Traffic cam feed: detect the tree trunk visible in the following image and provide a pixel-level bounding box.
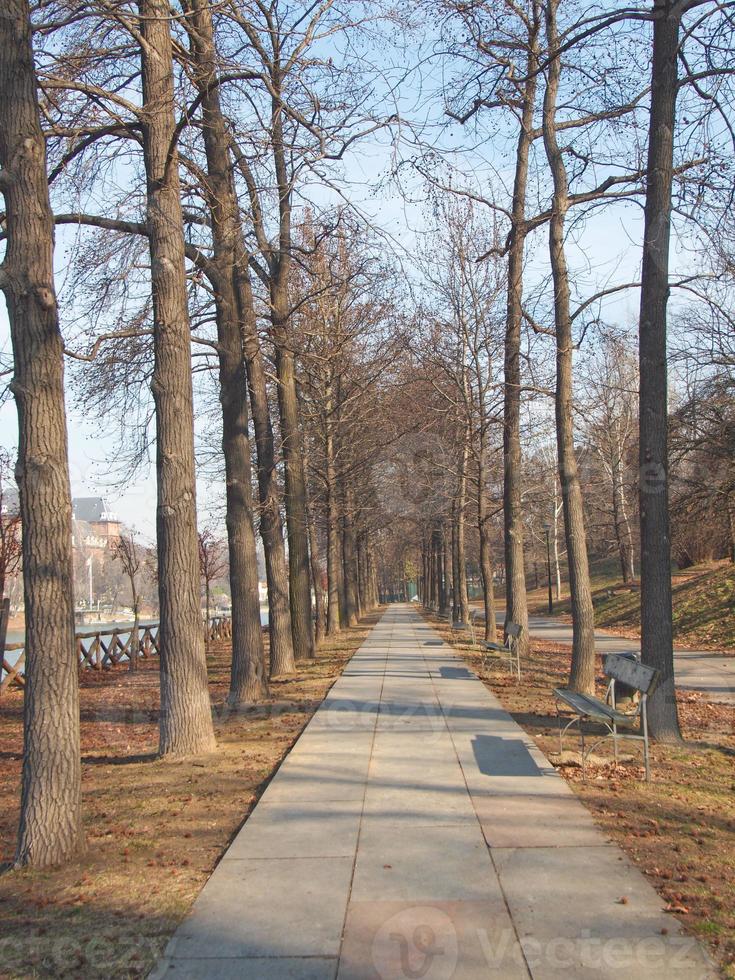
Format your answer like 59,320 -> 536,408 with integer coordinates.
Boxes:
1,0 -> 83,868
456,430 -> 470,624
139,0 -> 215,755
553,478 -> 563,599
478,482 -> 497,643
356,534 -> 367,614
610,452 -> 628,583
268,62 -> 314,661
130,596 -> 140,672
451,511 -> 459,619
502,3 -> 539,659
542,0 -> 596,694
306,493 -> 326,646
240,318 -> 295,678
341,484 -> 359,626
182,0 -> 267,703
205,579 -> 211,654
337,524 -> 348,623
443,523 -> 453,615
326,505 -> 341,632
325,401 -> 341,633
273,320 -> 314,659
638,0 -> 682,740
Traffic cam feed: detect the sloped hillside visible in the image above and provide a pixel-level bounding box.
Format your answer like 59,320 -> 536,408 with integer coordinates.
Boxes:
590,561 -> 735,652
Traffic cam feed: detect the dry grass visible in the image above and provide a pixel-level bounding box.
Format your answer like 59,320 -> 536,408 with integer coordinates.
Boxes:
425,611 -> 735,979
0,615 -> 378,979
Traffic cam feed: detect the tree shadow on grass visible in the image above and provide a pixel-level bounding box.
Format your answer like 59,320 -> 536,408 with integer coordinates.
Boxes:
82,751 -> 158,766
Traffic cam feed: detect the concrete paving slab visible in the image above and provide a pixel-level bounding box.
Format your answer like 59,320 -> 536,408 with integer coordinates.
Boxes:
362,783 -> 478,824
259,755 -> 369,803
223,799 -> 363,860
152,957 -> 338,980
493,846 -> 715,978
166,857 -> 354,960
338,900 -> 530,979
350,820 -> 500,902
473,792 -> 610,848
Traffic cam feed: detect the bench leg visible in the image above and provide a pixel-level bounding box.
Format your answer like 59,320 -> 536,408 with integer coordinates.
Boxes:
612,722 -> 618,766
556,704 -> 564,755
556,708 -> 580,757
580,725 -> 586,781
642,702 -> 650,782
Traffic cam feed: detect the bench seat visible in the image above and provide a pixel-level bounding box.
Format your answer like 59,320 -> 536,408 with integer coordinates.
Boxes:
553,688 -> 638,728
553,654 -> 659,781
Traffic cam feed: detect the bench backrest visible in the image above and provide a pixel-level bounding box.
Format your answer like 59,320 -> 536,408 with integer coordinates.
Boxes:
604,654 -> 658,695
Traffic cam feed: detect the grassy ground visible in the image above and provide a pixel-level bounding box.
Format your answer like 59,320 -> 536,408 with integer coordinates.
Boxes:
0,615 -> 378,979
526,559 -> 735,653
425,611 -> 735,979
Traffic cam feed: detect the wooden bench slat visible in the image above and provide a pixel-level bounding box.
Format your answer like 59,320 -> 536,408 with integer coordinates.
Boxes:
553,688 -> 638,727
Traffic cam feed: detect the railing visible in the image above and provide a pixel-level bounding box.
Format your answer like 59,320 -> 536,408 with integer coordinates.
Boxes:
1,616 -> 234,694
207,615 -> 233,643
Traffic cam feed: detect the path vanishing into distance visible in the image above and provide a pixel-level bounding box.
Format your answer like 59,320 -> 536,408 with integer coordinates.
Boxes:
523,615 -> 735,705
152,606 -> 713,980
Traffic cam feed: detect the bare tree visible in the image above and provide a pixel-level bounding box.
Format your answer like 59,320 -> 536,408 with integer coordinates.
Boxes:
637,0 -> 683,740
138,0 -> 215,755
0,0 -> 83,867
180,0 -> 271,696
112,530 -> 142,670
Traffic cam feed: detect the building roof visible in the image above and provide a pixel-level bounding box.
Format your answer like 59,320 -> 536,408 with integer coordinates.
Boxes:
72,497 -> 118,523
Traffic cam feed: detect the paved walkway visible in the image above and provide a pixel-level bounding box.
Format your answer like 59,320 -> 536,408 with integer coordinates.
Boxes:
524,614 -> 734,705
152,606 -> 713,979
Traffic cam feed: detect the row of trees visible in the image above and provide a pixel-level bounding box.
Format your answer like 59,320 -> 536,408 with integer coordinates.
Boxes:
0,0 -> 391,868
1,0 -> 733,871
404,0 -> 734,741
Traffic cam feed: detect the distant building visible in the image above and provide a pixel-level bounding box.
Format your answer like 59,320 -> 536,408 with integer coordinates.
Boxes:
72,497 -> 121,554
1,487 -> 19,517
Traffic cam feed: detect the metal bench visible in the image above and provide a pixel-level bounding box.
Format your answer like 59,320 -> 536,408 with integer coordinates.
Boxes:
450,609 -> 478,647
482,622 -> 522,680
554,653 -> 659,781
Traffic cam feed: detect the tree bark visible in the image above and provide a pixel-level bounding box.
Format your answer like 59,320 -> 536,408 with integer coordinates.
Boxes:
341,483 -> 359,626
305,480 -> 326,647
442,522 -> 453,615
269,60 -> 314,660
1,0 -> 84,868
456,425 -> 470,623
139,0 -> 215,755
502,2 -> 540,659
637,0 -> 682,740
356,533 -> 366,614
241,312 -> 295,677
273,313 -> 314,658
325,392 -> 341,633
182,0 -> 267,703
542,0 -> 596,694
478,481 -> 497,643
450,511 -> 459,618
